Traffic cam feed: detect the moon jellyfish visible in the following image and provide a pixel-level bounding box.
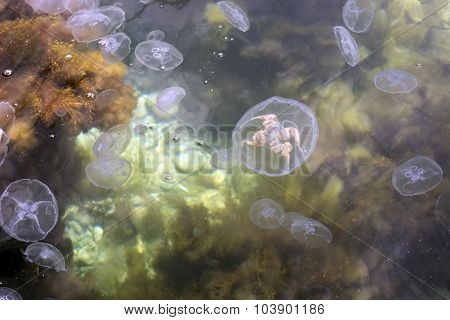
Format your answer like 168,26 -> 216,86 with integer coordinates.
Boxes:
0,129 -> 9,167
0,287 -> 22,300
67,6 -> 126,42
291,218 -> 332,247
278,212 -> 306,230
93,132 -> 117,158
333,26 -> 360,67
232,96 -> 319,176
342,0 -> 374,33
98,32 -> 131,64
392,156 -> 443,196
248,199 -> 284,229
85,156 -> 132,189
25,0 -> 66,14
24,242 -> 66,272
217,1 -> 250,32
0,101 -> 15,129
156,86 -> 186,111
147,30 -> 165,41
135,40 -> 184,71
435,190 -> 450,231
65,0 -> 100,13
374,69 -> 418,94
0,179 -> 58,242
106,124 -> 132,155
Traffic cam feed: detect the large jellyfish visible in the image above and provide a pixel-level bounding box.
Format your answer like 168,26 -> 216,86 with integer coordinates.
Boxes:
248,199 -> 284,229
0,179 -> 59,242
374,69 -> 417,94
290,217 -> 333,247
342,0 -> 374,33
85,156 -> 132,189
98,32 -> 131,64
232,96 -> 319,176
24,242 -> 66,272
135,40 -> 184,71
92,123 -> 132,158
333,26 -> 360,67
25,0 -> 67,14
0,287 -> 22,300
217,1 -> 250,32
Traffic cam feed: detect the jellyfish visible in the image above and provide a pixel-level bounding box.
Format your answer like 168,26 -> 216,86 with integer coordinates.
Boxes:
248,199 -> 284,229
342,0 -> 374,33
0,287 -> 22,300
0,179 -> 58,242
156,87 -> 186,111
290,218 -> 332,247
67,6 -> 126,43
135,40 -> 184,71
374,69 -> 418,94
392,156 -> 443,196
217,1 -> 250,32
85,156 -> 132,189
0,128 -> 9,167
94,88 -> 120,113
24,242 -> 66,272
232,96 -> 319,176
0,101 -> 15,129
93,132 -> 117,158
65,0 -> 100,13
146,30 -> 165,41
98,32 -> 131,64
435,190 -> 450,231
333,26 -> 360,67
25,0 -> 67,14
105,124 -> 132,155
278,212 -> 306,230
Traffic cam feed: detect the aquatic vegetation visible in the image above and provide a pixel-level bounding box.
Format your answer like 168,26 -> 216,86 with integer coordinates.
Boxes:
85,156 -> 132,189
342,0 -> 374,33
248,199 -> 283,229
0,179 -> 58,242
24,242 -> 66,272
147,30 -> 165,41
374,69 -> 417,94
217,1 -> 250,32
156,86 -> 186,111
0,287 -> 22,300
25,0 -> 66,15
233,96 -> 319,176
392,156 -> 443,196
98,33 -> 131,64
278,212 -> 306,230
333,26 -> 360,67
65,0 -> 100,13
290,217 -> 332,247
135,40 -> 184,71
435,190 -> 450,231
0,101 -> 15,128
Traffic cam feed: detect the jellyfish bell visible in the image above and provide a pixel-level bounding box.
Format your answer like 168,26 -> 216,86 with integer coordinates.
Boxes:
278,212 -> 306,230
98,32 -> 131,64
106,124 -> 132,155
93,132 -> 117,158
65,0 -> 100,13
217,1 -> 250,32
342,0 -> 374,33
24,242 -> 66,272
0,179 -> 58,242
248,199 -> 284,229
290,218 -> 332,247
0,101 -> 15,129
134,40 -> 184,71
146,29 -> 165,41
333,26 -> 360,67
156,86 -> 186,111
85,156 -> 132,189
25,0 -> 67,15
374,69 -> 418,94
0,128 -> 9,167
0,287 -> 22,300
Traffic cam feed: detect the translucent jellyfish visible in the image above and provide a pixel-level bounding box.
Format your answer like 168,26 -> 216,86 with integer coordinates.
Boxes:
25,0 -> 66,14
392,156 -> 443,196
435,190 -> 450,232
333,26 -> 360,67
248,199 -> 284,229
0,179 -> 59,242
67,6 -> 126,42
98,32 -> 131,64
232,96 -> 319,176
24,242 -> 66,272
156,87 -> 186,111
278,212 -> 306,230
85,156 -> 132,189
0,101 -> 15,129
217,1 -> 250,32
0,287 -> 22,300
291,218 -> 332,247
135,40 -> 184,71
0,128 -> 9,167
94,88 -> 120,113
93,132 -> 117,158
342,0 -> 374,33
106,124 -> 132,155
146,30 -> 165,41
374,69 -> 418,94
65,0 -> 100,13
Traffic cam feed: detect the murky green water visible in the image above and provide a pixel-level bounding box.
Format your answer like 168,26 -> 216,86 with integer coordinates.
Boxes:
0,0 -> 449,299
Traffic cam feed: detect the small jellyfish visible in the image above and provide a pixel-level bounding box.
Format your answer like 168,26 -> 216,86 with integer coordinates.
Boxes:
342,0 -> 374,33
0,179 -> 59,242
85,156 -> 132,189
278,212 -> 306,230
435,190 -> 450,232
0,101 -> 15,129
93,132 -> 117,158
25,0 -> 66,14
290,218 -> 332,247
65,0 -> 100,13
392,156 -> 443,196
98,32 -> 131,64
24,242 -> 66,272
67,6 -> 126,42
0,287 -> 22,300
217,1 -> 250,32
156,86 -> 186,111
146,29 -> 165,41
106,124 -> 132,155
333,26 -> 360,67
248,199 -> 284,229
135,40 -> 184,71
134,124 -> 148,135
374,69 -> 418,94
